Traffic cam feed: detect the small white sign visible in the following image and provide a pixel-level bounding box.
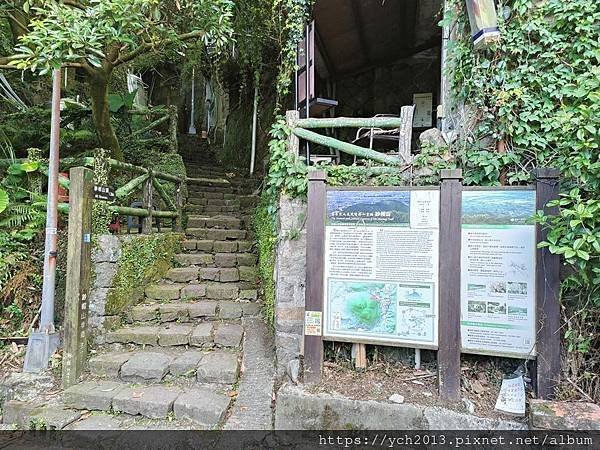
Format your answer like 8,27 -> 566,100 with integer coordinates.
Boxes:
413,93 -> 433,128
46,227 -> 58,235
305,311 -> 322,336
495,375 -> 526,416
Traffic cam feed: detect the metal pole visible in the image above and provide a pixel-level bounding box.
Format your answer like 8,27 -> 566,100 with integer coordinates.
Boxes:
40,68 -> 62,332
24,68 -> 62,372
188,67 -> 197,135
250,81 -> 259,175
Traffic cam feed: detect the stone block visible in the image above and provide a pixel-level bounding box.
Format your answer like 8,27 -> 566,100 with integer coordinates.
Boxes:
169,351 -> 204,377
105,326 -> 159,345
237,253 -> 257,266
205,229 -> 229,241
214,253 -> 237,268
190,323 -> 214,347
181,284 -> 207,300
120,352 -> 172,382
93,262 -> 117,289
188,301 -> 218,318
241,302 -> 261,316
88,352 -> 132,377
173,388 -> 231,428
175,253 -> 213,266
145,284 -> 182,301
187,217 -> 207,228
214,323 -> 244,347
200,267 -> 220,281
2,400 -> 40,427
63,381 -> 126,411
88,288 -> 109,321
218,302 -> 243,319
159,304 -> 189,322
183,240 -> 197,251
529,399 -> 600,430
129,304 -> 158,322
66,415 -> 121,430
239,289 -> 258,301
29,406 -> 82,430
213,241 -> 237,253
206,283 -> 239,300
92,235 -> 120,263
166,267 -> 199,283
238,266 -> 257,282
112,386 -> 180,419
158,324 -> 192,346
196,351 -> 240,384
237,241 -> 253,252
219,268 -> 240,282
196,240 -> 214,252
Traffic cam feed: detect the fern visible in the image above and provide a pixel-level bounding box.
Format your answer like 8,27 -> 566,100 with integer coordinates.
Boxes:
0,203 -> 44,228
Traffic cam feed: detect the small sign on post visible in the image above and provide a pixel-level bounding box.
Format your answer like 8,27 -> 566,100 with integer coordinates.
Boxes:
93,185 -> 115,202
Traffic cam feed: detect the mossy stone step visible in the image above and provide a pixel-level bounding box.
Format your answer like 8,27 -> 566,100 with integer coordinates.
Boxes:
174,252 -> 256,268
127,300 -> 260,324
182,240 -> 254,253
185,228 -> 247,241
187,216 -> 242,230
105,322 -> 244,348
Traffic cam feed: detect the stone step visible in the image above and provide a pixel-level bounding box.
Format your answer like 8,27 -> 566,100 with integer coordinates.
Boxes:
62,380 -> 232,427
145,281 -> 257,301
187,204 -> 239,213
173,252 -> 257,268
183,239 -> 254,253
187,197 -> 241,207
128,300 -> 260,323
185,228 -> 247,241
105,322 -> 245,349
183,208 -> 247,218
187,215 -> 242,229
166,266 -> 257,283
87,349 -> 241,387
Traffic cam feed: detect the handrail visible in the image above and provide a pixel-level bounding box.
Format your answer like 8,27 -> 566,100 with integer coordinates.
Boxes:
295,116 -> 403,129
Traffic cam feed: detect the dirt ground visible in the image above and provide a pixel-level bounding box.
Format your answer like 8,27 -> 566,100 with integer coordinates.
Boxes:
308,346 -> 531,423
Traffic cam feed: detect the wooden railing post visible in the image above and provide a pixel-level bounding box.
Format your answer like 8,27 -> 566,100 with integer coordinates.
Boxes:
173,179 -> 185,232
535,168 -> 561,399
62,166 -> 93,388
304,170 -> 326,383
286,110 -> 300,157
438,168 -> 463,402
142,170 -> 153,234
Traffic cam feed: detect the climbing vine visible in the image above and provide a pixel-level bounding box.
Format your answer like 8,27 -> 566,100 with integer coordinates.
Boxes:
443,0 -> 599,400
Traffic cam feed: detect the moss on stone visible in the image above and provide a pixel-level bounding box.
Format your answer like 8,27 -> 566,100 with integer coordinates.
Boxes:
105,233 -> 183,316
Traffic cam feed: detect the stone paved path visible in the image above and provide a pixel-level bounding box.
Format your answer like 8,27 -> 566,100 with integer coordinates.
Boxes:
224,317 -> 275,430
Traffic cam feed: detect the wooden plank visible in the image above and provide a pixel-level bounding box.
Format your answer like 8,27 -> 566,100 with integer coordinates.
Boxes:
304,170 -> 327,384
62,167 -> 93,389
142,173 -> 153,234
292,127 -> 405,167
535,168 -> 561,399
438,168 -> 463,402
286,110 -> 300,157
398,105 -> 415,163
352,343 -> 367,371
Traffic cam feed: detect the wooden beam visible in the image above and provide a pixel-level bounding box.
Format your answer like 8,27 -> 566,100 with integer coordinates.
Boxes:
535,168 -> 561,399
152,177 -> 177,211
62,167 -> 93,389
296,116 -> 402,129
304,170 -> 327,384
438,169 -> 462,402
115,173 -> 149,199
292,127 -> 405,167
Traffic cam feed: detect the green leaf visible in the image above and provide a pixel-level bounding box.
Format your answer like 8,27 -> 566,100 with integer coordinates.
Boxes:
0,189 -> 9,214
20,161 -> 39,173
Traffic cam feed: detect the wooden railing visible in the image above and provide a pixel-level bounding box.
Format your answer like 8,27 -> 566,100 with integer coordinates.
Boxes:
285,108 -> 414,167
1,154 -> 185,233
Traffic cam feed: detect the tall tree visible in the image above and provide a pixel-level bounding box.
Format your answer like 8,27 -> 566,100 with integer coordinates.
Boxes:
0,0 -> 235,159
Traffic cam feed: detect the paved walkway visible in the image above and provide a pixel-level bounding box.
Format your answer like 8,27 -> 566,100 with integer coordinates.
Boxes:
224,317 -> 275,430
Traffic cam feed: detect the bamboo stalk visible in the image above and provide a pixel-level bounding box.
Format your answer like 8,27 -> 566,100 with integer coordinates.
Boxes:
292,127 -> 404,166
152,209 -> 178,218
295,116 -> 403,129
153,171 -> 181,183
106,158 -> 147,175
152,177 -> 177,211
115,173 -> 149,199
109,205 -> 148,217
127,114 -> 170,139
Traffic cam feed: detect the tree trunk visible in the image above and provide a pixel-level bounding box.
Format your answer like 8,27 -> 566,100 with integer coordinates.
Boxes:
89,69 -> 123,160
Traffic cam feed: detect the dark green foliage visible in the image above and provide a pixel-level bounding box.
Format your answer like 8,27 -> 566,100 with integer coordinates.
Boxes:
253,193 -> 277,329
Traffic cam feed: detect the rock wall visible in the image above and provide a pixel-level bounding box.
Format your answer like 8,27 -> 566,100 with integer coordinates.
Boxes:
274,196 -> 308,376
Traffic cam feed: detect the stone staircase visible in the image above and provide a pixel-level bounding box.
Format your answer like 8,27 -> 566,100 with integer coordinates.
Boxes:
54,161 -> 264,430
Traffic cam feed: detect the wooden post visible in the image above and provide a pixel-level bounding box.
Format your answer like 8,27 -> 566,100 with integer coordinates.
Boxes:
173,179 -> 185,232
352,343 -> 367,371
398,105 -> 415,163
142,171 -> 153,234
438,169 -> 463,402
62,167 -> 93,388
286,110 -> 300,157
535,168 -> 561,399
304,170 -> 326,383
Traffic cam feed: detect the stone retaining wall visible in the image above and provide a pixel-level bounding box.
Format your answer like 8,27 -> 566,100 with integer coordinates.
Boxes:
274,196 -> 308,376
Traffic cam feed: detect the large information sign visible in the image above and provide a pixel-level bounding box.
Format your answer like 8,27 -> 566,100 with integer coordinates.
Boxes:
323,189 -> 440,348
460,189 -> 537,357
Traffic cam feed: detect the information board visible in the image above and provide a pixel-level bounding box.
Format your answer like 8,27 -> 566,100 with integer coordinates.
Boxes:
460,189 -> 537,357
323,189 -> 440,348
